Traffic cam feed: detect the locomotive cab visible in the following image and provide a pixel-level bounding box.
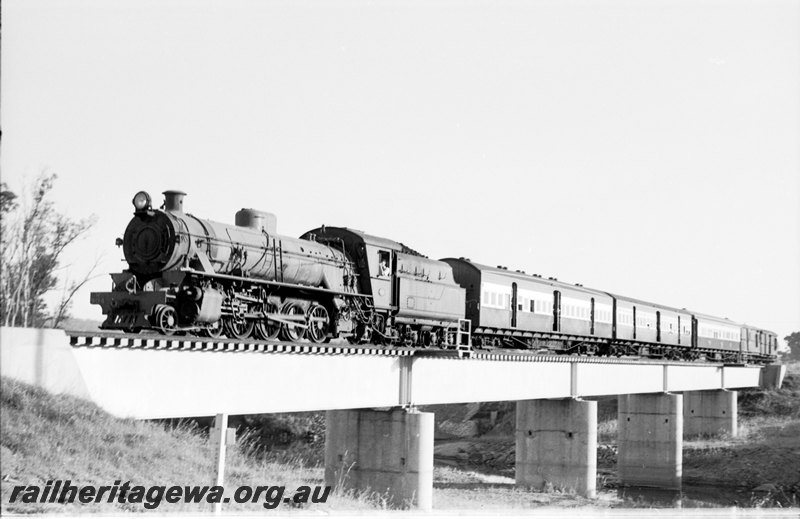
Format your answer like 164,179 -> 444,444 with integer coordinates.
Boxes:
301,227 -> 465,345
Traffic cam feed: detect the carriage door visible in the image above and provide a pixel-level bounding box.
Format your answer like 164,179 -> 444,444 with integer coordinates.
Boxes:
739,328 -> 747,353
553,290 -> 561,332
590,298 -> 595,335
612,298 -> 618,338
656,311 -> 661,342
511,283 -> 518,328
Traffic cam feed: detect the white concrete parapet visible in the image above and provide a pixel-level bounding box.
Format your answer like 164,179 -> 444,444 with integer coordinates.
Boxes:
0,327 -> 91,399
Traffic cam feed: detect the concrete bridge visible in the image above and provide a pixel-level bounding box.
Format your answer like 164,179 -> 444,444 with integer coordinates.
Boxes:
0,327 -> 787,510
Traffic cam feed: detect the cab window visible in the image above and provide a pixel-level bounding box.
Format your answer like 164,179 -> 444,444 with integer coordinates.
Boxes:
377,250 -> 391,277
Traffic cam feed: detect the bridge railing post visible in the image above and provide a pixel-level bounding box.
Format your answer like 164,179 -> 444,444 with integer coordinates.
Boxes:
210,413 -> 235,514
399,356 -> 413,408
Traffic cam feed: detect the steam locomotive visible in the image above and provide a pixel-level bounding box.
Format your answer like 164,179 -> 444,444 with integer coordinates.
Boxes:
91,190 -> 778,363
91,190 -> 463,345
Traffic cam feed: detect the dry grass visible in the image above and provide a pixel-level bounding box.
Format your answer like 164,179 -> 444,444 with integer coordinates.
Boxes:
0,377 -> 381,514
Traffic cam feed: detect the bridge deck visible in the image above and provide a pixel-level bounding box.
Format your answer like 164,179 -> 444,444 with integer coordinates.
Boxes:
1,327 -> 764,419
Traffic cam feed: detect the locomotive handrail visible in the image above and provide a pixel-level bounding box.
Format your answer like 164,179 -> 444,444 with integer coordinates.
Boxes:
179,268 -> 370,299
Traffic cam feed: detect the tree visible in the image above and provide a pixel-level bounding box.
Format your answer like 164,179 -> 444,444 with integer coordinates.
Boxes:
785,332 -> 800,361
0,173 -> 97,328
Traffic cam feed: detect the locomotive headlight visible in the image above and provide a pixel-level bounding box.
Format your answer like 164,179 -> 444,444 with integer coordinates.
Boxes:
132,191 -> 152,211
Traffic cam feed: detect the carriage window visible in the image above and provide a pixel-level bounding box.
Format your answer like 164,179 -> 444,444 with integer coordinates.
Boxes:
530,300 -> 535,312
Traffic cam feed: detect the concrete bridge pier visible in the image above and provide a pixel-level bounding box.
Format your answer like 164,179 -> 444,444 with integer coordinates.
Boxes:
683,389 -> 737,438
324,408 -> 434,510
515,398 -> 598,498
617,393 -> 683,490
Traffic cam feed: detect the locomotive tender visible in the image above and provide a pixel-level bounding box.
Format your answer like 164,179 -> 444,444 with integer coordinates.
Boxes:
91,190 -> 778,363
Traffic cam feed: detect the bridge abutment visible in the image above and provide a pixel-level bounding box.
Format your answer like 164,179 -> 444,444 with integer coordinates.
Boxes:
683,389 -> 737,438
324,408 -> 434,510
617,393 -> 682,490
515,398 -> 598,498
761,364 -> 787,389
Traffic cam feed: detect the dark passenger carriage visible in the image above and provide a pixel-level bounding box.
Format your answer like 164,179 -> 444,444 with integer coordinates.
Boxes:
442,258 -> 614,345
607,294 -> 692,347
690,312 -> 742,355
744,327 -> 778,359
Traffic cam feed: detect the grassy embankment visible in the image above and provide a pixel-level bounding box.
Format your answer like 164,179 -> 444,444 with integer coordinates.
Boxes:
0,377 -> 378,514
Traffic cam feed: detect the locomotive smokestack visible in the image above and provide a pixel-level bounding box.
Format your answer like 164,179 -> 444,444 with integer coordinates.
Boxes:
163,190 -> 186,213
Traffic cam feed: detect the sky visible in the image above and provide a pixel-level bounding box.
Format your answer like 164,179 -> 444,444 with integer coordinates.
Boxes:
2,0 -> 799,345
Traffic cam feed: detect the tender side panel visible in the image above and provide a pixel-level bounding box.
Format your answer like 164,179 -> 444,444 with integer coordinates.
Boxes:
394,253 -> 465,324
443,259 -> 482,325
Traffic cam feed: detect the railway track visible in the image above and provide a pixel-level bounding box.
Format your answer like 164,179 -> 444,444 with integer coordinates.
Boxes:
65,330 -> 746,366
